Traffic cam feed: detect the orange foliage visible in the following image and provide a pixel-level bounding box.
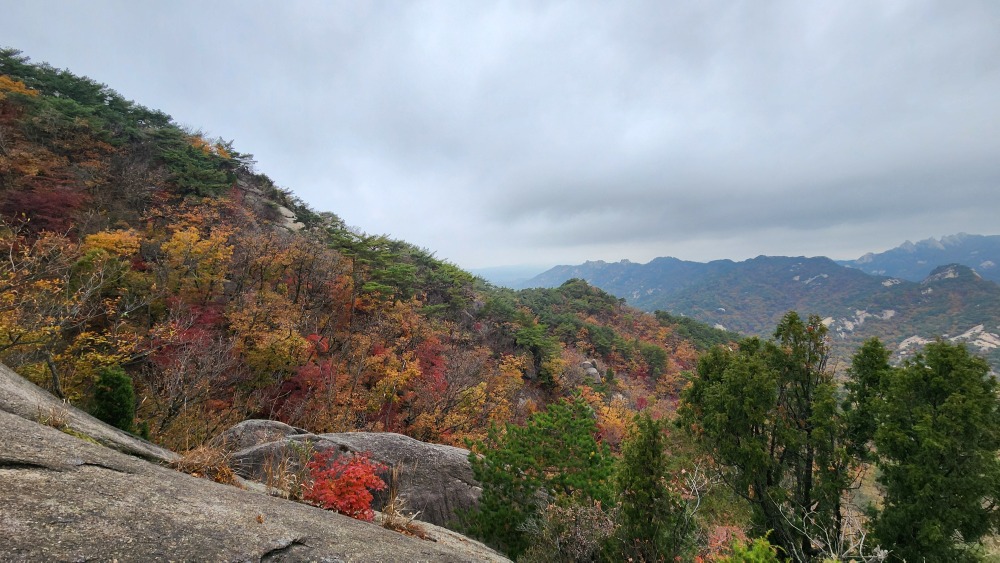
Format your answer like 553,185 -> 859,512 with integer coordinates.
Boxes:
213,142 -> 231,160
161,226 -> 233,303
597,393 -> 633,450
83,229 -> 141,257
226,288 -> 310,377
0,75 -> 38,99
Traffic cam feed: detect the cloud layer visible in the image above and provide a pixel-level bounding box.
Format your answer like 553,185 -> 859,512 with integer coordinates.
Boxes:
4,1 -> 999,268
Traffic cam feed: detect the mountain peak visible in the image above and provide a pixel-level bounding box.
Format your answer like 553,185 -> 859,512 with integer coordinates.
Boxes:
839,234 -> 1000,283
922,263 -> 982,284
917,237 -> 946,251
940,233 -> 970,247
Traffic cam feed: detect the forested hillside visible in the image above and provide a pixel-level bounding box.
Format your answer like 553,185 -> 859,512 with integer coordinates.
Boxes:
0,48 -> 715,451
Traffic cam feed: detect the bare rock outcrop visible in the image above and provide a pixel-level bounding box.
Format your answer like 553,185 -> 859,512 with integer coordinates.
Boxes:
211,418 -> 311,453
0,408 -> 507,562
0,362 -> 177,463
0,365 -> 506,561
226,420 -> 481,528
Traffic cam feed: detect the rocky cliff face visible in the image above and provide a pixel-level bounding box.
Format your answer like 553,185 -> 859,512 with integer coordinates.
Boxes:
0,365 -> 507,562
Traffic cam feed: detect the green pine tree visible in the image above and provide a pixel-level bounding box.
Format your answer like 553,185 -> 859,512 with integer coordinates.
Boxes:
466,397 -> 613,558
91,365 -> 135,433
842,338 -> 893,463
871,341 -> 1000,562
613,412 -> 692,561
680,312 -> 865,560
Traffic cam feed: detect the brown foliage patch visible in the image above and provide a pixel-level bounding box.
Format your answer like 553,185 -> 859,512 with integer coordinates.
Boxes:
170,445 -> 239,486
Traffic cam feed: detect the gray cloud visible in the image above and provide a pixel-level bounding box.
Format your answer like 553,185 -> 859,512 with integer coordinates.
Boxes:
2,0 -> 999,268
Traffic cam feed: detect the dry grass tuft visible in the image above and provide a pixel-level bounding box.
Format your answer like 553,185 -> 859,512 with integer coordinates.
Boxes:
171,445 -> 239,486
37,403 -> 100,444
38,403 -> 71,430
379,463 -> 427,539
262,441 -> 314,500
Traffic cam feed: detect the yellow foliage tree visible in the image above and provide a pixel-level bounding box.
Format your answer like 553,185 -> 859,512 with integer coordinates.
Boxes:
161,226 -> 233,303
83,229 -> 141,257
226,288 -> 310,384
0,223 -> 143,400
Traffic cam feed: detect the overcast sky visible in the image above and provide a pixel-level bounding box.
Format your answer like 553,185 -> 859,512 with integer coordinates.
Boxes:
3,1 -> 999,270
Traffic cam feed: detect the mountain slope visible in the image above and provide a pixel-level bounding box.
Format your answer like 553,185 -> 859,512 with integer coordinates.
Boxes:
0,48 -> 716,458
838,233 -> 1000,282
823,264 -> 1000,363
523,256 -> 887,333
647,256 -> 888,334
523,257 -> 736,302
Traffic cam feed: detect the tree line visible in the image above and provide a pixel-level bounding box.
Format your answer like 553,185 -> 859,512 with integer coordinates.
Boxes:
466,312 -> 1000,561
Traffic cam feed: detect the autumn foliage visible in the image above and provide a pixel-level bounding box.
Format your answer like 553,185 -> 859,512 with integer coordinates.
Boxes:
304,450 -> 387,522
0,49 -> 753,555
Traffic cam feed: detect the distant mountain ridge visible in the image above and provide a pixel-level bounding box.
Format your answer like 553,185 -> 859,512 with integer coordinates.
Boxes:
521,253 -> 1000,369
522,255 -> 898,332
468,264 -> 551,288
522,256 -> 735,300
838,233 -> 1000,282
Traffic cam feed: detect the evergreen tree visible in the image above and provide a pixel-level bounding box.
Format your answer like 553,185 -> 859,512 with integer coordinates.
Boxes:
871,341 -> 1000,561
681,312 -> 863,560
842,338 -> 893,463
466,397 -> 613,558
614,412 -> 692,560
91,365 -> 135,432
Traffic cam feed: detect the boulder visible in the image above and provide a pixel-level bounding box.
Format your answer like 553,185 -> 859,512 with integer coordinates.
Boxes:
211,418 -> 310,453
0,408 -> 508,562
0,362 -> 177,464
229,424 -> 480,528
319,432 -> 481,528
579,359 -> 602,381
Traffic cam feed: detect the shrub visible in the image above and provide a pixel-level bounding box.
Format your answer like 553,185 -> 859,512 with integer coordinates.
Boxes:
720,536 -> 781,562
519,497 -> 617,562
304,450 -> 386,522
91,365 -> 134,432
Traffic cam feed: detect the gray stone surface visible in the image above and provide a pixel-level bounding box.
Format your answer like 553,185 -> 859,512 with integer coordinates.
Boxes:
0,362 -> 177,463
0,408 -> 508,562
229,423 -> 481,528
579,359 -> 603,381
211,418 -> 310,453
